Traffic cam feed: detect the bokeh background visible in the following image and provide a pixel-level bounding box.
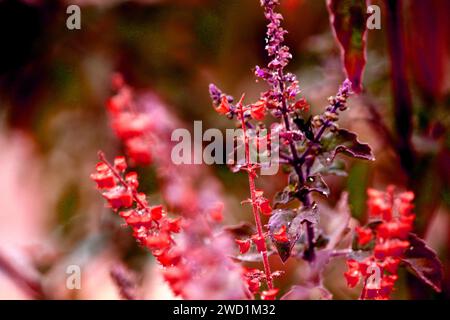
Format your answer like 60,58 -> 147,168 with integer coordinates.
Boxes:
0,0 -> 449,299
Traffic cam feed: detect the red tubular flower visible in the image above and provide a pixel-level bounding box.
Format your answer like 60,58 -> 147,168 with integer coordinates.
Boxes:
112,113 -> 152,140
125,137 -> 152,166
91,152 -> 184,291
215,96 -> 230,115
124,172 -> 139,190
102,187 -> 133,209
90,169 -> 116,189
155,249 -> 181,267
355,226 -> 373,246
344,259 -> 361,288
273,225 -> 289,243
243,268 -> 263,294
254,190 -> 272,216
105,82 -> 154,166
292,98 -> 309,112
144,233 -> 171,250
98,77 -> 249,299
167,217 -> 182,233
162,266 -> 189,289
259,198 -> 272,216
345,187 -> 416,300
344,269 -> 360,288
247,278 -> 261,294
114,156 -> 128,172
208,202 -> 224,222
235,239 -> 251,254
150,205 -> 164,220
382,257 -> 400,274
250,100 -> 266,120
251,234 -> 266,253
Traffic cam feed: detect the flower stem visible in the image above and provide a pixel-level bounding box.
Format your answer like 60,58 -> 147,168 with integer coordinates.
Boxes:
0,250 -> 45,299
278,76 -> 316,262
238,95 -> 274,290
98,151 -> 149,211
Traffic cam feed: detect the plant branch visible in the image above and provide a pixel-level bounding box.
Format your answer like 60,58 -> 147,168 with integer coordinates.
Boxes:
238,95 -> 274,290
0,250 -> 45,299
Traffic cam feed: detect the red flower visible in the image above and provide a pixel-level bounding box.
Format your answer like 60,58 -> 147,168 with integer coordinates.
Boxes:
122,209 -> 152,228
144,233 -> 171,250
90,168 -> 116,189
125,137 -> 152,165
162,266 -> 189,290
355,226 -> 373,246
215,95 -> 230,115
124,172 -> 139,189
114,156 -> 127,172
102,187 -> 133,209
377,222 -> 410,240
91,152 -> 183,292
247,278 -> 260,294
292,98 -> 309,112
273,225 -> 289,243
167,217 -> 182,233
344,259 -> 361,288
382,257 -> 400,274
208,202 -> 224,222
346,187 -> 417,300
344,269 -> 360,288
254,190 -> 272,216
155,249 -> 181,267
243,268 -> 264,294
112,113 -> 152,140
150,205 -> 164,220
106,88 -> 131,114
259,198 -> 272,216
250,100 -> 266,120
235,239 -> 251,254
251,234 -> 266,252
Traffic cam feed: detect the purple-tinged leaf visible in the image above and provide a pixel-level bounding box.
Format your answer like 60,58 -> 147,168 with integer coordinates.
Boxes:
295,205 -> 320,225
327,0 -> 368,93
268,209 -> 297,262
300,175 -> 330,197
273,186 -> 296,207
268,207 -> 319,263
311,158 -> 348,177
309,249 -> 334,285
320,192 -> 351,251
402,233 -> 443,292
321,129 -> 374,161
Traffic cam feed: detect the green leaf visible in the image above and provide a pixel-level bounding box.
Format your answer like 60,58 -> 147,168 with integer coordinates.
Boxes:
402,233 -> 443,292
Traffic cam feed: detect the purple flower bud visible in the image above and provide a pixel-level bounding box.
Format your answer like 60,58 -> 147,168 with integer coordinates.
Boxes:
339,79 -> 353,96
209,83 -> 222,106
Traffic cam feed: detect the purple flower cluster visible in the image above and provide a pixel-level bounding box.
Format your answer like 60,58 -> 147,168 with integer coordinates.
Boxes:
255,0 -> 299,104
209,83 -> 234,106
